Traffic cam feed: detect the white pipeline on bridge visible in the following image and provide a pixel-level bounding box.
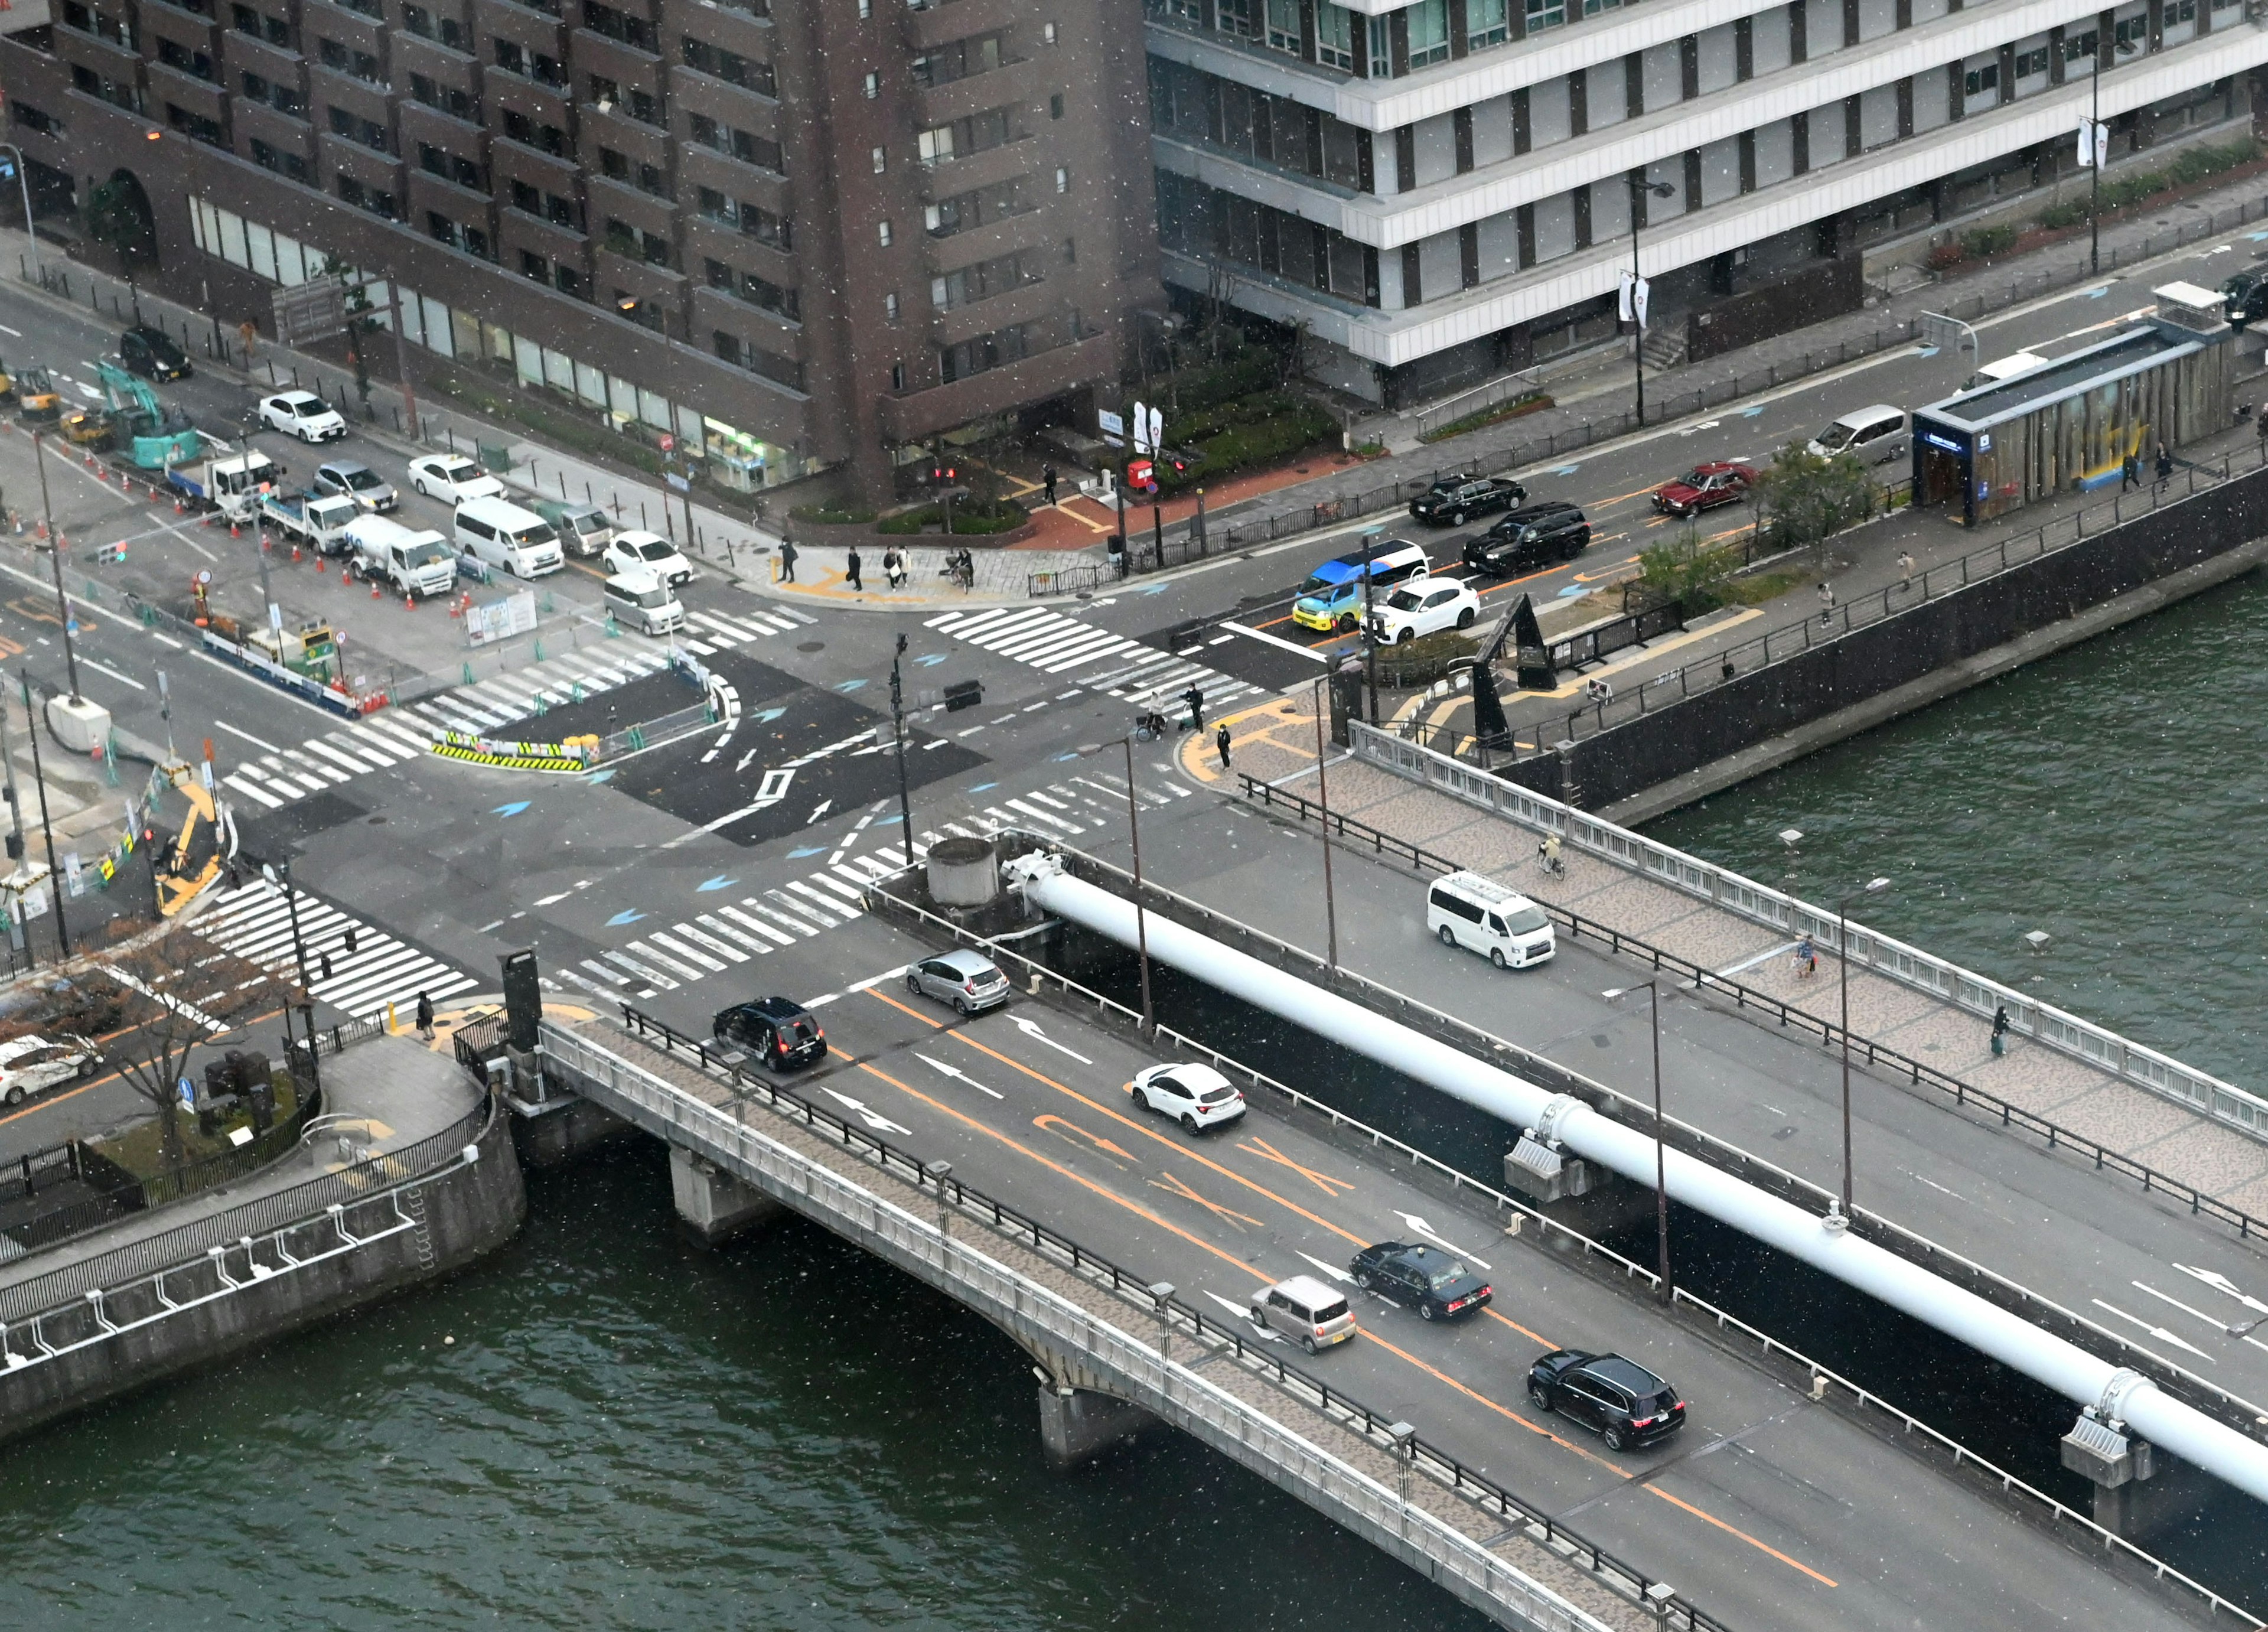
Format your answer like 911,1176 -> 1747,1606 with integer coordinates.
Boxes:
1007,855 -> 2268,1508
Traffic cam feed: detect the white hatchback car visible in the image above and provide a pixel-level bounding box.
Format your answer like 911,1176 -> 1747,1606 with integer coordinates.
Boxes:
407,453 -> 507,505
259,389 -> 348,442
603,529 -> 694,587
1128,1061 -> 1246,1132
1370,576 -> 1481,644
0,1032 -> 100,1105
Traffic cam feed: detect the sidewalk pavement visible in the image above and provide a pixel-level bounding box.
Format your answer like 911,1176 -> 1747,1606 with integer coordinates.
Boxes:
1196,689 -> 2268,1219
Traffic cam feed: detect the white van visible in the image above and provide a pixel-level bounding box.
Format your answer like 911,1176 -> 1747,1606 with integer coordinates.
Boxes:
1426,871 -> 1555,969
344,515 -> 457,598
454,496 -> 565,578
602,570 -> 685,636
1805,405 -> 1908,467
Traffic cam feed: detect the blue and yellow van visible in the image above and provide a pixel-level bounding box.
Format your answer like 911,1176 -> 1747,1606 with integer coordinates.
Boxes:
1290,538 -> 1429,633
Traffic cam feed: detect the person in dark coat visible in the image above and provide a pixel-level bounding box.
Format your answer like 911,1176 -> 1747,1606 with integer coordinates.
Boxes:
777,537 -> 799,582
846,546 -> 864,592
1214,721 -> 1231,770
416,990 -> 436,1041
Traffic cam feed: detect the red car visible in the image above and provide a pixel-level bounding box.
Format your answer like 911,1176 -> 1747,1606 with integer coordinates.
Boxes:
1652,461 -> 1757,517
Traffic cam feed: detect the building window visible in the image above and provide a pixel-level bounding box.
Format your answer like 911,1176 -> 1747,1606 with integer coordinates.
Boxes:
885,292 -> 900,322
557,265 -> 588,298
1467,0 -> 1508,49
1054,166 -> 1069,193
1043,19 -> 1057,41
1264,0 -> 1299,54
165,104 -> 225,145
891,361 -> 905,390
712,331 -> 804,389
1216,0 -> 1253,37
520,249 -> 550,281
1963,61 -> 1999,97
873,145 -> 888,172
2014,44 -> 2049,77
1315,2 -> 1354,69
878,218 -> 893,245
1049,92 -> 1064,118
337,175 -> 397,218
1063,236 -> 1077,263
510,178 -> 540,212
939,324 -> 1029,382
582,0 -> 657,52
682,38 -> 777,95
156,37 -> 216,80
864,70 -> 880,97
1405,0 -> 1449,67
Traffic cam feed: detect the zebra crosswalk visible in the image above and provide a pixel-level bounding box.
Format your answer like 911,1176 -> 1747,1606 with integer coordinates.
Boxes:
928,767 -> 1194,845
673,603 -> 814,657
193,878 -> 478,1022
924,606 -> 1263,712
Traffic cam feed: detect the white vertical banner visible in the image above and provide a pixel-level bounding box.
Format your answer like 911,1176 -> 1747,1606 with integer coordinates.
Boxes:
1632,276 -> 1651,331
1617,269 -> 1635,323
2078,119 -> 2110,168
1146,405 -> 1163,454
1131,398 -> 1152,453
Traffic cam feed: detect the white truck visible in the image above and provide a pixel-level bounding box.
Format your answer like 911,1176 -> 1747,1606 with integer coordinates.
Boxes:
344,514 -> 459,599
168,450 -> 285,522
259,490 -> 361,556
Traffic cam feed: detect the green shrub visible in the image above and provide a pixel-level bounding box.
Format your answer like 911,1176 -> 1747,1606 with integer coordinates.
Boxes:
1371,630 -> 1478,690
791,504 -> 876,525
2037,200 -> 2088,230
1960,224 -> 2018,258
1161,347 -> 1283,417
1158,400 -> 1336,492
1754,442 -> 1878,552
1636,536 -> 1737,613
877,500 -> 1027,535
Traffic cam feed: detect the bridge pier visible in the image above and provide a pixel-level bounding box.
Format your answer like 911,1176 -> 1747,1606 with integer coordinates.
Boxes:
1036,1381 -> 1159,1470
669,1146 -> 784,1246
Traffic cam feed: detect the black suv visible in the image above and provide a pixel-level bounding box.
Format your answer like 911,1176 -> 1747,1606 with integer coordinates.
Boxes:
1349,1240 -> 1492,1321
712,996 -> 828,1071
119,324 -> 192,382
1527,1350 -> 1686,1451
1462,503 -> 1590,576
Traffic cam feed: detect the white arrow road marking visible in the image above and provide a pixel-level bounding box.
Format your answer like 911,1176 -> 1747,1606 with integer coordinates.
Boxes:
2092,1298 -> 2214,1359
808,799 -> 833,823
1394,1212 -> 1491,1271
918,1051 -> 1005,1100
1205,1289 -> 1273,1335
821,1088 -> 911,1135
2175,1263 -> 2268,1316
1298,1252 -> 1355,1285
1009,1014 -> 1091,1063
2133,1279 -> 2238,1332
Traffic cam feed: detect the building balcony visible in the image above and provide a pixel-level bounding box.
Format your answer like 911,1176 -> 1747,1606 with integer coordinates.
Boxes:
880,329 -> 1113,442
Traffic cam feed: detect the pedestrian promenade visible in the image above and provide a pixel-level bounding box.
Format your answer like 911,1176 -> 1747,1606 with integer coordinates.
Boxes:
1195,690 -> 2268,1223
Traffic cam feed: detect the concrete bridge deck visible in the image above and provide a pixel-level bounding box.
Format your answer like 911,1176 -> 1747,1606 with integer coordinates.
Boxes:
540,925 -> 2237,1632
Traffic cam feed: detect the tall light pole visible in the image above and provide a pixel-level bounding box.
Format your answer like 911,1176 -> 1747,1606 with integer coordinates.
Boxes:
19,672 -> 64,957
32,432 -> 82,703
1606,982 -> 1670,1302
2085,34 -> 2137,277
1835,877 -> 1892,1213
0,143 -> 38,285
1310,675 -> 1338,972
887,633 -> 914,850
1076,737 -> 1153,1034
1626,177 -> 1679,429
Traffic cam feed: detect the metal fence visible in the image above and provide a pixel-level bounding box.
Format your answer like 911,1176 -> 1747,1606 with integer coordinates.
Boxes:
853,876 -> 2262,1630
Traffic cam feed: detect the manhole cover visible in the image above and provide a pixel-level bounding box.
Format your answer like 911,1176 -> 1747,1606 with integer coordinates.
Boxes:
797,640 -> 825,653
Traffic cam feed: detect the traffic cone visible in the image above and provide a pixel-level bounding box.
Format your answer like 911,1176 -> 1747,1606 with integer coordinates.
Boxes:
291,543 -> 301,563
370,578 -> 380,598
230,521 -> 240,538
405,591 -> 415,611
315,555 -> 325,573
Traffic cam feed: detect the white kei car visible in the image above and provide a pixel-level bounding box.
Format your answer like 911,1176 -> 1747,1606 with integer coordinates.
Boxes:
258,390 -> 348,443
1369,576 -> 1481,644
1128,1061 -> 1246,1132
406,453 -> 507,505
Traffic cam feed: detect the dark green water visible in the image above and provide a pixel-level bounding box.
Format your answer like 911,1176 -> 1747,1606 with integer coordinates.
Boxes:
1653,569 -> 2268,1090
0,1144 -> 1493,1632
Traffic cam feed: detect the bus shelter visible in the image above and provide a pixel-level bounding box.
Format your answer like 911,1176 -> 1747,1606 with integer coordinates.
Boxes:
1911,283 -> 2232,526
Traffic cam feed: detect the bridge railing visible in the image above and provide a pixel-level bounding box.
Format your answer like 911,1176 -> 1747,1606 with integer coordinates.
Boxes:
600,1004 -> 1725,1632
852,880 -> 2263,1631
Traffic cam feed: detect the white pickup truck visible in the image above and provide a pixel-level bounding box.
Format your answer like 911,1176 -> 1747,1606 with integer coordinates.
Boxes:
260,490 -> 361,556
343,515 -> 458,599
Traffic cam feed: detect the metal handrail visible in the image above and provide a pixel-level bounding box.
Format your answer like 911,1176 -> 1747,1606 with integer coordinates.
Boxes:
1232,780 -> 2268,1429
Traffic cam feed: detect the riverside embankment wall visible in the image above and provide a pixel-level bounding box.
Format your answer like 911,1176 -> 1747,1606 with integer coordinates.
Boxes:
1498,462 -> 2268,820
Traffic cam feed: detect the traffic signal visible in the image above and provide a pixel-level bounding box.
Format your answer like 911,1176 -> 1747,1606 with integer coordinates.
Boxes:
928,462 -> 957,484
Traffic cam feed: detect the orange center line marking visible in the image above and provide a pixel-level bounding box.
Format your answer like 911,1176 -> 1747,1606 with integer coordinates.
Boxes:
1149,1168 -> 1267,1229
1236,1135 -> 1354,1196
1645,1486 -> 1839,1587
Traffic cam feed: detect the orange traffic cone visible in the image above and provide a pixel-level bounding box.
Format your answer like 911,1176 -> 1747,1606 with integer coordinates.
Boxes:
291,543 -> 301,563
370,578 -> 380,598
405,591 -> 415,611
229,521 -> 240,538
315,555 -> 325,572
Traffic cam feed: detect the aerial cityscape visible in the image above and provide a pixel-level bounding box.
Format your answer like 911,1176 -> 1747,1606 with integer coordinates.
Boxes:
0,0 -> 2263,1625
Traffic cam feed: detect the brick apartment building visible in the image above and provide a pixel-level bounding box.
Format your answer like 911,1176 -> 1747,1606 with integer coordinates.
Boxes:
0,0 -> 1162,499
1146,0 -> 2268,410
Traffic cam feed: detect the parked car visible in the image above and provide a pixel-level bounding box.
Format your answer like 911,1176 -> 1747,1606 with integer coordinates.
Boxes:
905,948 -> 1011,1015
1527,1350 -> 1686,1452
313,458 -> 399,513
259,389 -> 348,443
1128,1061 -> 1246,1132
602,570 -> 686,636
712,995 -> 828,1071
603,529 -> 694,587
0,1033 -> 101,1105
1368,576 -> 1481,644
1291,539 -> 1430,632
119,324 -> 192,382
1462,503 -> 1591,575
1249,1273 -> 1357,1353
1409,473 -> 1526,526
406,452 -> 506,505
1652,461 -> 1756,518
1349,1241 -> 1492,1321
1426,871 -> 1555,969
531,499 -> 615,558
1805,404 -> 1907,467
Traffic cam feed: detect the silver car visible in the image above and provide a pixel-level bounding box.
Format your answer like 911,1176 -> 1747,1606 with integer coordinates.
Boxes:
1249,1274 -> 1357,1354
906,949 -> 1011,1016
314,458 -> 398,513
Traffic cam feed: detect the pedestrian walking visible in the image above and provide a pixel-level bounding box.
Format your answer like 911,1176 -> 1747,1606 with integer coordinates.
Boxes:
1990,1004 -> 2010,1058
1042,464 -> 1059,506
343,927 -> 357,955
882,546 -> 906,589
777,536 -> 800,583
1896,551 -> 1915,590
416,990 -> 435,1042
2155,442 -> 2174,494
1214,721 -> 1231,770
2121,450 -> 2140,491
1182,683 -> 1205,732
846,546 -> 864,592
318,950 -> 334,982
1795,935 -> 1816,978
1817,581 -> 1835,625
2257,411 -> 2268,457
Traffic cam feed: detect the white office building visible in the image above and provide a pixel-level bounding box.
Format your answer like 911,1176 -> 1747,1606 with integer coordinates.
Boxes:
1146,0 -> 2268,406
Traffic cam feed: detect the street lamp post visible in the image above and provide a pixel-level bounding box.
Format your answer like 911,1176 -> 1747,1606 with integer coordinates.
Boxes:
1626,178 -> 1679,429
1310,675 -> 1338,973
887,633 -> 914,849
0,144 -> 38,285
1606,981 -> 1671,1302
1835,877 -> 1892,1214
31,432 -> 82,703
17,672 -> 63,958
1075,737 -> 1154,1034
2085,34 -> 2137,277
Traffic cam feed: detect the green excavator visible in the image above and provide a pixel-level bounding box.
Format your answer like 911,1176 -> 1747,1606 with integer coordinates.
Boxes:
94,360 -> 201,469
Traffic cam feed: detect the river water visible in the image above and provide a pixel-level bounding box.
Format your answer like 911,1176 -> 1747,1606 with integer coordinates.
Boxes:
9,575 -> 2266,1628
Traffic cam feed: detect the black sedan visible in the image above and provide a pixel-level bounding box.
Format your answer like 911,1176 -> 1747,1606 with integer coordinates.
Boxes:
712,995 -> 829,1071
1409,474 -> 1526,526
1349,1241 -> 1492,1321
1527,1350 -> 1686,1451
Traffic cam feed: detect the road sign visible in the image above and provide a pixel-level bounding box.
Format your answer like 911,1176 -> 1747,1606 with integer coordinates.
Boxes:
177,1076 -> 194,1110
1917,311 -> 1979,359
1098,409 -> 1125,448
665,473 -> 690,492
659,432 -> 675,452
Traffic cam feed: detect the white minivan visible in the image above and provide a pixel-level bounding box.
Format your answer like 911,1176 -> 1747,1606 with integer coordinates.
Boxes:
602,569 -> 685,636
1805,404 -> 1908,467
1426,871 -> 1555,969
454,496 -> 565,578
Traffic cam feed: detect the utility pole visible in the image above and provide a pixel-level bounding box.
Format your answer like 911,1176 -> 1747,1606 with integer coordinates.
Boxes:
1836,878 -> 1892,1214
1626,178 -> 1679,431
0,686 -> 32,970
1120,737 -> 1153,1036
1311,677 -> 1338,972
1360,532 -> 1380,725
32,432 -> 82,703
888,633 -> 914,851
20,673 -> 64,957
384,281 -> 421,439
